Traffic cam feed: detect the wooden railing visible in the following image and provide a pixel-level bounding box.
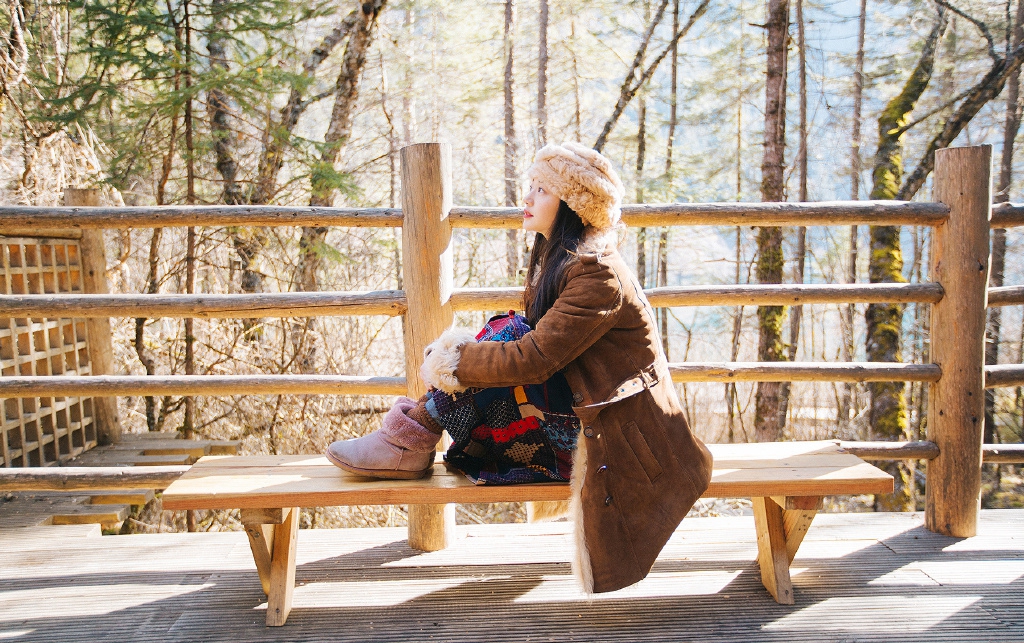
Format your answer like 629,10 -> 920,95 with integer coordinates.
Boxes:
1,143 -> 1022,547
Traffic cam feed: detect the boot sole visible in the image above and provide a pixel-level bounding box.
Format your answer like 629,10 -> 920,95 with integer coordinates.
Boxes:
325,449 -> 432,480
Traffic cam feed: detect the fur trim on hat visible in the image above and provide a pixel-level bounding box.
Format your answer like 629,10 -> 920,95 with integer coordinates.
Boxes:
380,396 -> 440,452
527,142 -> 625,230
420,328 -> 478,394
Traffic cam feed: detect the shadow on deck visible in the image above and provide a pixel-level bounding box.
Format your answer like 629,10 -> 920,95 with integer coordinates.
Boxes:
2,510 -> 1023,642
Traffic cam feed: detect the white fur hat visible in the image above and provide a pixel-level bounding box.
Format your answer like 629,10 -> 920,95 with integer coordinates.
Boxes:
526,142 -> 625,230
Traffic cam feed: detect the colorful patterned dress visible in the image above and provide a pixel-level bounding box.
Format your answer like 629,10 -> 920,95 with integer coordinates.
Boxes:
424,311 -> 581,484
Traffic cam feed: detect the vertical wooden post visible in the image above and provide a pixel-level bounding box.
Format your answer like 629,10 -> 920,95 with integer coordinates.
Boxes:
400,143 -> 456,551
65,188 -> 121,445
926,145 -> 992,537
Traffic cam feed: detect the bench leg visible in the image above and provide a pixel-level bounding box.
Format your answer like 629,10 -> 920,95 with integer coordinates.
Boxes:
244,523 -> 275,595
752,496 -> 820,604
266,507 -> 299,626
408,503 -> 455,551
240,507 -> 299,626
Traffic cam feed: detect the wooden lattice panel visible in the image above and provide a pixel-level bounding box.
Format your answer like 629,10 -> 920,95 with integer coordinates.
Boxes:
1,237 -> 98,467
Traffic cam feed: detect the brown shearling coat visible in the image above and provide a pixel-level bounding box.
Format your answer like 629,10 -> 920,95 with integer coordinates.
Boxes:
448,244 -> 713,593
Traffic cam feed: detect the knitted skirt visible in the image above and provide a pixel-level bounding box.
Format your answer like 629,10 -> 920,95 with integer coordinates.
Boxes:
425,312 -> 581,485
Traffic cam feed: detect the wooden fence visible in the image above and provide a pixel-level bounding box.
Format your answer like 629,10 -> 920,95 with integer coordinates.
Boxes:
2,143 -> 1024,547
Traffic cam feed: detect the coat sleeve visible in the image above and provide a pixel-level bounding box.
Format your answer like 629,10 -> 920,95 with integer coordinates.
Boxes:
422,257 -> 623,392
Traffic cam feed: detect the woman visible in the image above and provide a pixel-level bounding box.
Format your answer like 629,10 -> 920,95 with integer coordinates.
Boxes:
327,142 -> 713,594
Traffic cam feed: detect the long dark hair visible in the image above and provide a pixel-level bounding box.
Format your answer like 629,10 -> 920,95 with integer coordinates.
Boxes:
524,200 -> 587,326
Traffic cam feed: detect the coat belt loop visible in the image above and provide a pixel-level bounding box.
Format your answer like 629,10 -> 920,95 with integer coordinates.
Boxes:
640,363 -> 659,387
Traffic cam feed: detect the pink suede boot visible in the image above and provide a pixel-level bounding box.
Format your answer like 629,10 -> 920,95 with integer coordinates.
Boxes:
326,396 -> 440,479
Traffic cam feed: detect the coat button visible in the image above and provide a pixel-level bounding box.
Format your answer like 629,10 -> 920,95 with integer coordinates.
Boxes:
583,427 -> 594,438
604,495 -> 613,506
572,392 -> 584,404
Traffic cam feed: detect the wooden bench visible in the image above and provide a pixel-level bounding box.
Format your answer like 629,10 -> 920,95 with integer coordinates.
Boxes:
161,439 -> 893,625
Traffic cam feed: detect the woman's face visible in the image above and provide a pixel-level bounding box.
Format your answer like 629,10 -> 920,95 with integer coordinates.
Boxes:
523,179 -> 560,237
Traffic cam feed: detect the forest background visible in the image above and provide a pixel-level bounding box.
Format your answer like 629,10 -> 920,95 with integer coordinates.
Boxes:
2,0 -> 1023,531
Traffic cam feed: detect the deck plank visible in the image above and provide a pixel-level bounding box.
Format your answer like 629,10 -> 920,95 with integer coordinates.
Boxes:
0,510 -> 1022,642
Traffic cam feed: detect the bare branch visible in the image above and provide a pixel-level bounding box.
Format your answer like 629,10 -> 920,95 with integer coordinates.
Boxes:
898,41 -> 1024,199
934,0 -> 998,62
893,85 -> 974,136
594,0 -> 711,152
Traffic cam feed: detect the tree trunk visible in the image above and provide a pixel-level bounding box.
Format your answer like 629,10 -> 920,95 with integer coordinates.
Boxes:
291,0 -> 386,369
537,0 -> 548,147
728,0 -> 745,443
593,0 -> 710,152
841,0 -> 867,430
985,0 -> 1024,500
780,0 -> 807,426
250,8 -> 360,206
658,0 -> 679,358
867,8 -> 947,512
636,0 -> 649,287
504,0 -> 520,281
755,0 -> 790,443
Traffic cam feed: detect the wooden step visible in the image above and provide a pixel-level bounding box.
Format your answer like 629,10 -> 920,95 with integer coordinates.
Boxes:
0,494 -> 128,530
0,524 -> 102,543
74,453 -> 195,466
46,489 -> 155,505
50,504 -> 129,531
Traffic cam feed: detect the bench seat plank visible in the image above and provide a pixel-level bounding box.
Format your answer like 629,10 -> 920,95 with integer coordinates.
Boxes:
161,440 -> 893,511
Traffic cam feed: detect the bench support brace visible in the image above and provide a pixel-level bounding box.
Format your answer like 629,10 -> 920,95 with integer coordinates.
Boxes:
752,496 -> 821,604
242,507 -> 299,626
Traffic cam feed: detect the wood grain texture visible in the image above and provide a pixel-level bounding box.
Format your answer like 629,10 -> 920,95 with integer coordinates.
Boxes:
752,497 -> 793,604
0,374 -> 407,398
927,145 -> 992,538
669,362 -> 941,383
3,511 -> 1022,641
266,507 -> 299,626
781,508 -> 817,564
0,465 -> 189,491
160,442 -> 893,511
245,523 -> 275,595
449,201 -> 950,229
984,364 -> 1024,387
990,200 -> 1024,227
400,143 -> 455,551
68,189 -> 121,445
450,283 -> 945,312
0,290 -> 407,318
0,205 -> 403,228
836,440 -> 941,460
985,284 -> 1024,305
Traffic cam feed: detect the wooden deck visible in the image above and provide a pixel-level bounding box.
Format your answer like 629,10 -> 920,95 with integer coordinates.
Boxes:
1,509 -> 1022,642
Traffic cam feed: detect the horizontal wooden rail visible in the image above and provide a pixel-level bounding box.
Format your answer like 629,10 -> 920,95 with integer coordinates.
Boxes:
669,362 -> 942,383
984,365 -> 1024,388
0,205 -> 403,229
983,444 -> 1024,464
0,466 -> 190,491
991,202 -> 1024,228
987,285 -> 1024,306
0,363 -> 941,399
835,440 -> 1023,463
0,200 -> 949,231
451,283 -> 945,312
0,291 -> 407,319
0,375 -> 407,398
837,440 -> 940,460
0,283 -> 945,320
452,201 -> 950,229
